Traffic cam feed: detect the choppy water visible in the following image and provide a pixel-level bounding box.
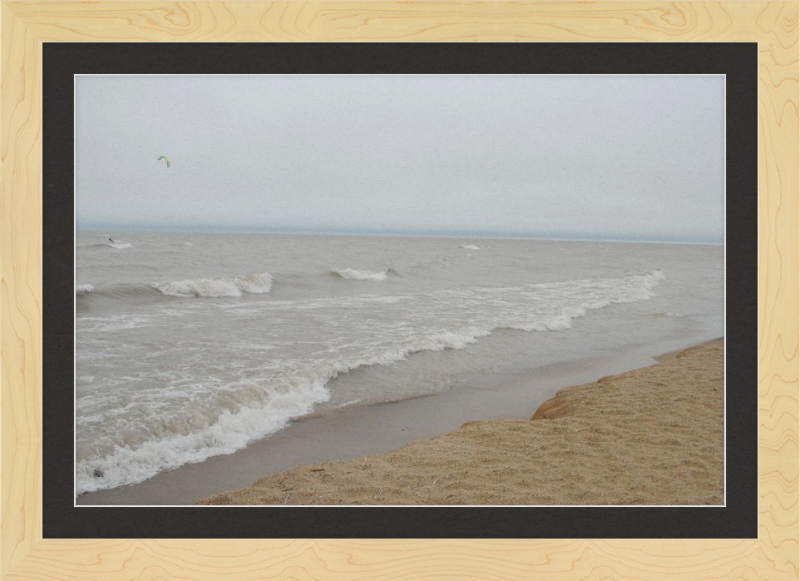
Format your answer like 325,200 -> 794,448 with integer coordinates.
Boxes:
76,232 -> 723,494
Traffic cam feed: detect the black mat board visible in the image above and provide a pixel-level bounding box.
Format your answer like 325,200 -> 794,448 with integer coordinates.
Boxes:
44,42 -> 756,539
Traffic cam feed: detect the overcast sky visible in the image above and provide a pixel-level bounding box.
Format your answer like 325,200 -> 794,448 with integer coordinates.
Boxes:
76,75 -> 724,242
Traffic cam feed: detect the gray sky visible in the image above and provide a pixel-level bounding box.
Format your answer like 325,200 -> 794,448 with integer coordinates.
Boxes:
76,75 -> 724,242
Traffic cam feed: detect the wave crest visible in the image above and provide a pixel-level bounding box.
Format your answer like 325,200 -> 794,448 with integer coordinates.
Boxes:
332,268 -> 390,281
152,273 -> 273,298
76,377 -> 329,494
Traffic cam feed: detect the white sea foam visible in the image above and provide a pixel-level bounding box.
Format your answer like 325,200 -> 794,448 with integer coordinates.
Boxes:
333,268 -> 389,281
76,377 -> 331,494
336,399 -> 363,409
152,272 -> 273,297
107,242 -> 133,249
459,244 -> 480,250
77,314 -> 153,333
81,314 -> 153,332
76,284 -> 94,295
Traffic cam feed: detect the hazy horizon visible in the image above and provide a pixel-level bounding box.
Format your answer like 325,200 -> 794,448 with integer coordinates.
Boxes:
77,226 -> 724,246
76,75 -> 725,243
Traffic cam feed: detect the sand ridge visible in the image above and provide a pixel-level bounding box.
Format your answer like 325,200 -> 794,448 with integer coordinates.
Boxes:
198,340 -> 724,505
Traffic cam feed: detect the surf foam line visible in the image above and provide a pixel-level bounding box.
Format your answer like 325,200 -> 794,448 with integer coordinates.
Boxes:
151,272 -> 273,298
76,273 -> 273,301
331,268 -> 393,281
75,270 -> 665,495
75,376 -> 331,495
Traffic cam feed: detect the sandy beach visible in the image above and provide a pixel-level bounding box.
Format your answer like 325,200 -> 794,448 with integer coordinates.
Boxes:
198,339 -> 724,506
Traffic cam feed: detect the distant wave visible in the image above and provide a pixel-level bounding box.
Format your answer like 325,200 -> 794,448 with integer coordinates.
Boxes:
152,272 -> 273,298
458,244 -> 480,250
77,273 -> 274,300
331,268 -> 391,281
79,241 -> 133,250
77,282 -> 164,301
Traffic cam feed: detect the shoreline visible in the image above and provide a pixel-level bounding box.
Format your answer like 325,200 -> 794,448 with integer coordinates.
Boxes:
200,338 -> 724,506
77,335 -> 722,506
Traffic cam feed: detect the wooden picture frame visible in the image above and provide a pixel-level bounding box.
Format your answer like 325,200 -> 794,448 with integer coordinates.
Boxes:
2,2 -> 797,579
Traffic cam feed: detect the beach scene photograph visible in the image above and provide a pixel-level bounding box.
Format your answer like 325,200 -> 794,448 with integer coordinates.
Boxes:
75,74 -> 724,506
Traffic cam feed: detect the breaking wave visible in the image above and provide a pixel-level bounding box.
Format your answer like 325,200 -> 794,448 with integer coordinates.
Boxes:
152,273 -> 273,298
75,327 -> 486,494
76,377 -> 331,494
331,268 -> 391,281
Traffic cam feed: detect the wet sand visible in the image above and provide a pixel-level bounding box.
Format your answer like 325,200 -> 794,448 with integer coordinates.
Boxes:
199,340 -> 723,506
76,336 -> 722,506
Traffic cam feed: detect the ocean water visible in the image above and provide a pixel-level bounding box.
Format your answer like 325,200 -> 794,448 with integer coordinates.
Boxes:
75,232 -> 723,495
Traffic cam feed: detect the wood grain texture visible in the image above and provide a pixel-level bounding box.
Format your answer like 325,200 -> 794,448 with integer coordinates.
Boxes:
0,2 -> 796,580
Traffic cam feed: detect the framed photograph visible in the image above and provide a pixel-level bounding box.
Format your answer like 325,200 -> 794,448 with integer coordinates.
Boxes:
3,2 -> 797,580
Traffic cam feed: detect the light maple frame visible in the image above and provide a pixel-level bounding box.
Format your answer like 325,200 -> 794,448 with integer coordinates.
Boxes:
1,2 -> 797,580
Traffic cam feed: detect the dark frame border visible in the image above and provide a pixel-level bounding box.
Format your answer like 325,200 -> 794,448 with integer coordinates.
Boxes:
45,43 -> 757,539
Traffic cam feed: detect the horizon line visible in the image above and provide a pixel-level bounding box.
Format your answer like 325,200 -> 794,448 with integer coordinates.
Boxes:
76,224 -> 723,245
